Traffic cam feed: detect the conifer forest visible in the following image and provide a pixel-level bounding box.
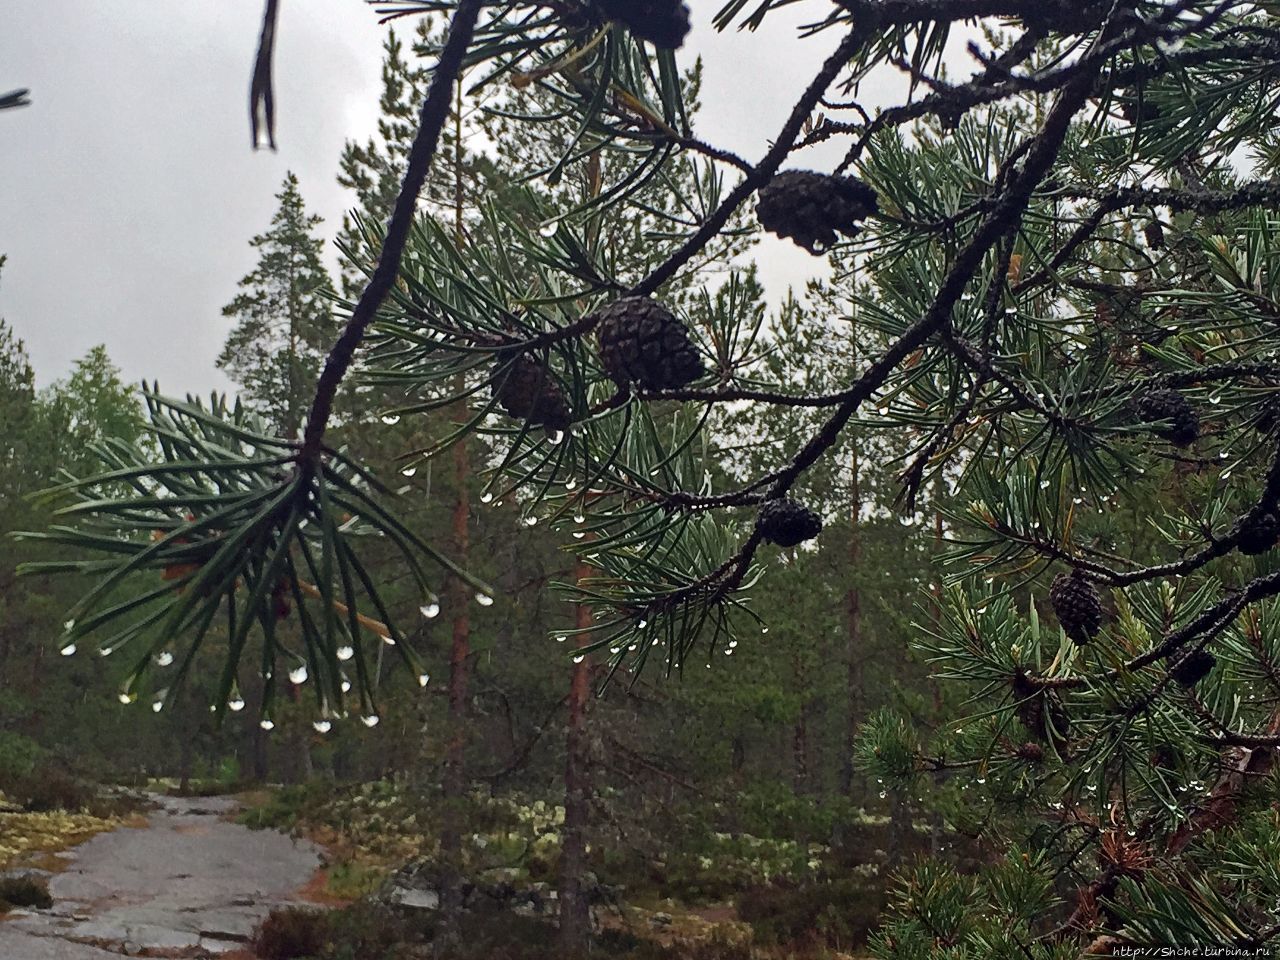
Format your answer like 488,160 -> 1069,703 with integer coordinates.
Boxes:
6,2 -> 1280,957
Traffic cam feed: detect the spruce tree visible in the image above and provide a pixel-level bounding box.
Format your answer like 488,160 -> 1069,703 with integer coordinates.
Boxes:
218,172 -> 339,437
29,2 -> 1280,953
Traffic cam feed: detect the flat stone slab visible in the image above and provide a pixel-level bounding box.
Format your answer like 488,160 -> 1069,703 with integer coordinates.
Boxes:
2,792 -> 324,957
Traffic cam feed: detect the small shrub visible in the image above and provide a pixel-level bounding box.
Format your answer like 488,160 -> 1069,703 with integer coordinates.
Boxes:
325,900 -> 420,959
0,874 -> 53,910
253,905 -> 331,960
8,766 -> 96,813
0,732 -> 44,786
736,878 -> 886,951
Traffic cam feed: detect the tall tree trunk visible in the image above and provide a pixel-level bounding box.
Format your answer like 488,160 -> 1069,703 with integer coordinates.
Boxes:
438,86 -> 472,953
840,425 -> 863,797
559,558 -> 593,958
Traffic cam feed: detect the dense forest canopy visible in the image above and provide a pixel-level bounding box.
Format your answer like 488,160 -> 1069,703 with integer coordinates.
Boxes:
6,1 -> 1280,956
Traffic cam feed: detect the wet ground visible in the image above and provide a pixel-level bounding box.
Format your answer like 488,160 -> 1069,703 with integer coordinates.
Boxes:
0,793 -> 322,958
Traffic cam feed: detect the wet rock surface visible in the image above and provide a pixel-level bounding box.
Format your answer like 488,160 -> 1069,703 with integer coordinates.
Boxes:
0,793 -> 322,958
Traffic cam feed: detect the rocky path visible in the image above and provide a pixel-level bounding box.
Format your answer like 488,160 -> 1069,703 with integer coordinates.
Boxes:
0,794 -> 323,959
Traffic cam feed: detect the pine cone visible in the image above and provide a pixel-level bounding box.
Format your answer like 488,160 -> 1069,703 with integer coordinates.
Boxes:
1255,394 -> 1280,435
1169,649 -> 1216,688
1134,388 -> 1199,447
756,171 -> 879,254
1049,571 -> 1103,644
594,297 -> 704,391
1015,741 -> 1045,763
492,354 -> 572,433
594,0 -> 690,49
757,498 -> 823,548
1143,221 -> 1165,249
1236,511 -> 1280,556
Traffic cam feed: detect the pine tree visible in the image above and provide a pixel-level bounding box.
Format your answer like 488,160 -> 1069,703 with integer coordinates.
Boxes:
218,172 -> 338,437
34,3 -> 1280,954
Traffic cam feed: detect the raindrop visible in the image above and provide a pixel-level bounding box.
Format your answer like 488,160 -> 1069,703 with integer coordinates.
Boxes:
313,720 -> 332,734
61,644 -> 77,657
539,220 -> 560,238
573,655 -> 585,664
761,627 -> 769,635
420,600 -> 440,619
725,649 -> 734,656
289,664 -> 309,684
156,651 -> 174,667
402,466 -> 417,478
418,673 -> 431,688
151,700 -> 163,714
383,635 -> 397,646
573,531 -> 585,539
481,492 -> 494,504
1040,480 -> 1051,489
338,645 -> 354,662
341,678 -> 353,693
99,647 -> 114,658
638,619 -> 648,629
729,640 -> 738,649
565,478 -> 578,491
610,647 -> 621,655
118,692 -> 134,705
976,777 -> 986,785
381,414 -> 401,426
523,515 -> 538,527
361,715 -> 380,728
556,635 -> 567,643
260,719 -> 275,731
475,592 -> 494,607
879,791 -> 887,799
574,513 -> 586,524
549,430 -> 566,444
228,696 -> 246,712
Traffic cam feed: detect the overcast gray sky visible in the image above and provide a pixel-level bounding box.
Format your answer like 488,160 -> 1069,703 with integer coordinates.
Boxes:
1,3 -> 874,393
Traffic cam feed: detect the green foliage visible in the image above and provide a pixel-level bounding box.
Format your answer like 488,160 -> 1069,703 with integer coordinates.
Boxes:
737,878 -> 886,951
0,731 -> 43,784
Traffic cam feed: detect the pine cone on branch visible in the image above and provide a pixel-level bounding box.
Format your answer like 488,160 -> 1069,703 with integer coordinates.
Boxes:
594,0 -> 690,49
1235,511 -> 1280,556
492,353 -> 573,434
1050,570 -> 1104,644
756,499 -> 822,548
1134,388 -> 1199,447
756,171 -> 878,254
1169,649 -> 1216,688
594,297 -> 704,391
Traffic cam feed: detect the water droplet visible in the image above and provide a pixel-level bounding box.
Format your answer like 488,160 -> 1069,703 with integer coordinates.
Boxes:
523,515 -> 538,527
313,720 -> 332,734
156,651 -> 174,667
638,619 -> 648,629
381,414 -> 401,425
401,466 -> 417,477
573,531 -> 585,539
565,478 -> 577,491
361,715 -> 380,728
420,600 -> 440,619
475,592 -> 494,607
341,679 -> 353,693
549,430 -> 566,444
878,406 -> 888,415
976,778 -> 986,785
289,665 -> 309,684
118,692 -> 134,705
481,492 -> 494,504
761,627 -> 769,635
610,647 -> 621,655
556,635 -> 567,643
573,654 -> 585,664
879,791 -> 887,799
383,635 -> 396,646
99,647 -> 114,658
539,219 -> 559,238
1040,480 -> 1051,489
729,640 -> 738,648
725,649 -> 734,656
260,719 -> 275,731
337,645 -> 354,662
61,644 -> 77,657
151,700 -> 163,714
64,619 -> 76,633
228,697 -> 245,712
418,673 -> 431,688
574,513 -> 585,524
